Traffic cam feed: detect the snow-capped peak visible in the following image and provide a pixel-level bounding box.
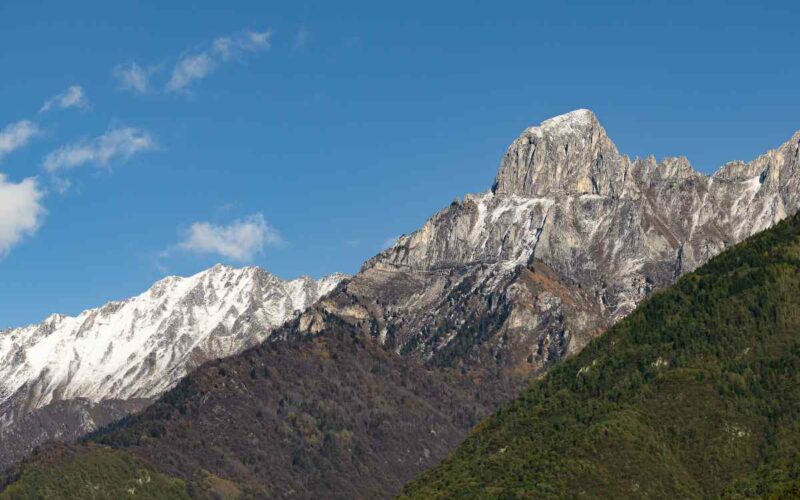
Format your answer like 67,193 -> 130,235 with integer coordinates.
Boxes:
537,108 -> 597,132
0,265 -> 348,417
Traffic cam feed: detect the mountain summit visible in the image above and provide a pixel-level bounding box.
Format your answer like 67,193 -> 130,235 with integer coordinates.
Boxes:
307,110 -> 800,379
493,109 -> 624,197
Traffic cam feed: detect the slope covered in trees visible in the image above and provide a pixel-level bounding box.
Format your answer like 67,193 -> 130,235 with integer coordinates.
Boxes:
401,212 -> 800,499
0,314 -> 512,499
0,445 -> 188,500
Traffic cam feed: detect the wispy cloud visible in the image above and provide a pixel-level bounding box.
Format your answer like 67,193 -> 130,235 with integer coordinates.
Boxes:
177,213 -> 281,262
0,174 -> 45,257
40,85 -> 89,112
113,62 -> 151,94
166,53 -> 216,92
292,25 -> 310,51
0,120 -> 40,161
166,29 -> 272,92
49,176 -> 72,195
43,126 -> 155,172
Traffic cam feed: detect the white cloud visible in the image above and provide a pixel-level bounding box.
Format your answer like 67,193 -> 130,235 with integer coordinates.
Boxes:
166,29 -> 272,92
43,126 -> 155,172
292,26 -> 310,51
113,62 -> 151,94
0,120 -> 40,161
166,53 -> 216,92
40,85 -> 89,112
212,37 -> 234,60
178,213 -> 281,262
0,174 -> 45,257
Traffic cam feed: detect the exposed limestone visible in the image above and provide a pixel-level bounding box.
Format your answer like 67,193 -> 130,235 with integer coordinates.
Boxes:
296,109 -> 800,382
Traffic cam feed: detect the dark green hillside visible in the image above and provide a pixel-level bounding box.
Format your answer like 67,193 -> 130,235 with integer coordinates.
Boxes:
401,212 -> 800,499
0,445 -> 188,499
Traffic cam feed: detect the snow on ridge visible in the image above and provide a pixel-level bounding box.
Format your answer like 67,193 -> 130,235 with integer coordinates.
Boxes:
0,265 -> 348,416
531,109 -> 597,136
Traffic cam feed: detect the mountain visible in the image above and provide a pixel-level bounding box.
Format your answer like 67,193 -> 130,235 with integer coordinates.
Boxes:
400,208 -> 800,499
1,110 -> 798,498
0,265 -> 346,469
301,109 -> 799,380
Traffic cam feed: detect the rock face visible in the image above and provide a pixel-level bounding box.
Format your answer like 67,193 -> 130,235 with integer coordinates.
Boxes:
0,265 -> 346,466
399,208 -> 800,499
300,109 -> 800,381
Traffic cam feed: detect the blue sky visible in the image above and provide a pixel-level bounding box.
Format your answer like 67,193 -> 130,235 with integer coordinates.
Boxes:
1,0 -> 798,328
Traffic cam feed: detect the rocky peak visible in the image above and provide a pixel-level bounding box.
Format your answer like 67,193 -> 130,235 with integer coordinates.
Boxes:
493,111 -> 800,203
656,156 -> 696,180
492,109 -> 626,198
308,111 -> 800,388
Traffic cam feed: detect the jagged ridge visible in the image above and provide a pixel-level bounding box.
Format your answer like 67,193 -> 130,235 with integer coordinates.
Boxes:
0,265 -> 347,469
303,109 -> 800,380
0,265 -> 346,419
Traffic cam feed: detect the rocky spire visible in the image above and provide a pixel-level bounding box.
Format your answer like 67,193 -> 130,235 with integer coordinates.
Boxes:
492,109 -> 626,197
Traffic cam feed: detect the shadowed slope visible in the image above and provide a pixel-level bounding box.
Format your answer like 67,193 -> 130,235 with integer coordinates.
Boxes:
0,314 -> 511,499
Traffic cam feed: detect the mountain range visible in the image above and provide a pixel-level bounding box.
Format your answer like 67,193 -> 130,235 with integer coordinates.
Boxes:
0,266 -> 346,470
0,109 -> 798,498
299,109 -> 798,383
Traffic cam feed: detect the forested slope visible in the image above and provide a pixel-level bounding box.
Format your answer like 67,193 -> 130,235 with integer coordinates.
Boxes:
402,212 -> 800,499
